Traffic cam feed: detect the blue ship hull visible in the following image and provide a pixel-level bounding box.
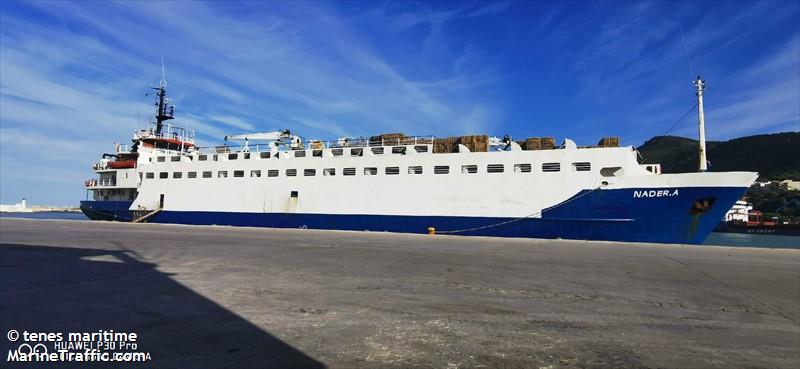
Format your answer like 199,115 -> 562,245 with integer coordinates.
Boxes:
80,186 -> 747,244
80,200 -> 134,222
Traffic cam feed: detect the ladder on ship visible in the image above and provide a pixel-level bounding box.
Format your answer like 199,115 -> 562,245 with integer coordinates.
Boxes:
132,208 -> 161,223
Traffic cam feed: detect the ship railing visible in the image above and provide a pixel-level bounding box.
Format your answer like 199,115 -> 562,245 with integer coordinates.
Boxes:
189,135 -> 436,155
84,179 -> 116,187
136,124 -> 196,144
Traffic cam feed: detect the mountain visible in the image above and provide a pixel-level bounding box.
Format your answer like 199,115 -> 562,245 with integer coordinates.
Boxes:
637,132 -> 800,180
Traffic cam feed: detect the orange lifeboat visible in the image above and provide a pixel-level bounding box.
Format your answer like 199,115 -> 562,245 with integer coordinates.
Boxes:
108,160 -> 137,169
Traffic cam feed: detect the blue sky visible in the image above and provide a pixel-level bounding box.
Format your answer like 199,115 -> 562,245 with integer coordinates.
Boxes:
1,1 -> 798,206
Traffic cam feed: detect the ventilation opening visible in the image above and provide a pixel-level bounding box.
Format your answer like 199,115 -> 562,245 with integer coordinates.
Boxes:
461,165 -> 477,174
542,163 -> 560,172
600,167 -> 623,177
689,197 -> 716,215
572,162 -> 591,171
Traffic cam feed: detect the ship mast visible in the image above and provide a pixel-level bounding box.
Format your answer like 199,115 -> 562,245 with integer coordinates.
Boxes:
693,76 -> 707,172
152,61 -> 174,136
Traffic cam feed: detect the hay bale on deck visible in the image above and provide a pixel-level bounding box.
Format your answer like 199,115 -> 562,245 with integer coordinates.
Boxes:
598,137 -> 620,147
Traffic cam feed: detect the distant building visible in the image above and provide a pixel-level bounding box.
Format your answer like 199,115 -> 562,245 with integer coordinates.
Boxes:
0,198 -> 33,213
778,180 -> 800,191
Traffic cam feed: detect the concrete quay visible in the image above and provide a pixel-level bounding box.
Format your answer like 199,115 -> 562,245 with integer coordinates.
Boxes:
1,218 -> 798,368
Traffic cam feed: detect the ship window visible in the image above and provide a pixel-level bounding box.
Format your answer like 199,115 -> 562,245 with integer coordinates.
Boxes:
542,163 -> 561,172
572,162 -> 591,172
487,164 -> 504,173
385,167 -> 400,175
171,156 -> 180,162
234,170 -> 244,177
295,150 -> 306,158
218,171 -> 228,178
202,171 -> 212,178
351,148 -> 363,156
414,145 -> 428,153
434,166 -> 450,174
198,154 -> 208,161
312,150 -> 323,157
286,169 -> 297,177
461,165 -> 478,174
371,147 -> 384,155
408,166 -> 423,174
213,154 -> 219,161
267,170 -> 279,177
250,170 -> 261,177
364,167 -> 377,176
157,156 -> 165,162
173,172 -> 182,179
159,172 -> 168,179
332,148 -> 343,156
229,153 -> 238,160
146,172 -> 154,179
343,167 -> 356,176
323,168 -> 335,176
244,153 -> 251,159
514,164 -> 532,173
188,172 -> 197,178
392,146 -> 406,154
304,169 -> 316,176
260,152 -> 270,159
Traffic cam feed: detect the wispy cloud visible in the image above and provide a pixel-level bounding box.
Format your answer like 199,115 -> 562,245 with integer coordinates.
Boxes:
0,1 -> 796,206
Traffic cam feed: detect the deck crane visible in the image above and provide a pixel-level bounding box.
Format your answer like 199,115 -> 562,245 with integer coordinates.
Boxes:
224,129 -> 303,152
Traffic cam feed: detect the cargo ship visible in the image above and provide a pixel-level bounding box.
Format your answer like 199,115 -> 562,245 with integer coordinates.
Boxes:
80,76 -> 757,244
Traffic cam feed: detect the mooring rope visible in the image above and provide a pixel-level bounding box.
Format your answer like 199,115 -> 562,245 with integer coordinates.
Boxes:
435,183 -> 607,235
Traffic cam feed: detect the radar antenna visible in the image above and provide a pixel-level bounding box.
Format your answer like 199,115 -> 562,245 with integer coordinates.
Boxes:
152,58 -> 174,136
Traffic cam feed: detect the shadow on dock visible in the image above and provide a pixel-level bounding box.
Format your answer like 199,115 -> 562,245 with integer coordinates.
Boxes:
0,243 -> 324,368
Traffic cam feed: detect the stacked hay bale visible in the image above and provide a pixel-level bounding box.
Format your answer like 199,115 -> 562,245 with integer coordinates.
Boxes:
540,137 -> 556,149
598,137 -> 620,147
433,135 -> 489,153
370,133 -> 407,146
524,137 -> 542,150
458,135 -> 489,152
434,137 -> 459,153
517,137 -> 555,150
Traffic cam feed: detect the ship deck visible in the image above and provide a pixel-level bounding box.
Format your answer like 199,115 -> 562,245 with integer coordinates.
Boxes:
1,218 -> 798,368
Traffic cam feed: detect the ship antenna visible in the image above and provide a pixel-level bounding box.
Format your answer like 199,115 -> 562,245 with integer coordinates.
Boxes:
152,57 -> 174,136
160,57 -> 167,88
693,76 -> 707,172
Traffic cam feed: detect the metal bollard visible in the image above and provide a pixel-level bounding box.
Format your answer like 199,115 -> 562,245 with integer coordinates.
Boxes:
428,227 -> 436,235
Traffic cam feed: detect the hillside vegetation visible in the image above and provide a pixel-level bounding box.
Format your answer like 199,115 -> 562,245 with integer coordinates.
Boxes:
637,132 -> 800,180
